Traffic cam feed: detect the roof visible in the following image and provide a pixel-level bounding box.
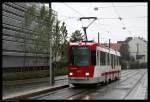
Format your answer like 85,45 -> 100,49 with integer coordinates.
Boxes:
97,46 -> 120,56
110,43 -> 122,51
69,42 -> 97,51
69,42 -> 121,56
101,43 -> 122,51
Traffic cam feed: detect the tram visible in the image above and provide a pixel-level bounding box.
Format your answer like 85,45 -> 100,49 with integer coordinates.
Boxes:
68,41 -> 121,86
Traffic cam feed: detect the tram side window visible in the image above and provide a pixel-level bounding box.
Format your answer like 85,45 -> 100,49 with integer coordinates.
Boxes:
113,55 -> 115,68
114,55 -> 116,67
96,51 -> 99,65
100,51 -> 106,65
117,56 -> 119,66
111,54 -> 113,68
115,55 -> 118,66
118,56 -> 120,65
107,53 -> 110,65
91,51 -> 96,65
116,56 -> 118,66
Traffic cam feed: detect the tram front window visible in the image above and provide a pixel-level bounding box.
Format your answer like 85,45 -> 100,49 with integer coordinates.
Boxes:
71,47 -> 90,67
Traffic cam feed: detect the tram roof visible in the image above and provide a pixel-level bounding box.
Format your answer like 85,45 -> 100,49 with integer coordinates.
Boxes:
70,42 -> 97,46
97,46 -> 121,56
69,42 -> 120,56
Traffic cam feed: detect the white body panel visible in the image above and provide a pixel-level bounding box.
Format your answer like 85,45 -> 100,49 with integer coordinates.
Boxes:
94,65 -> 106,77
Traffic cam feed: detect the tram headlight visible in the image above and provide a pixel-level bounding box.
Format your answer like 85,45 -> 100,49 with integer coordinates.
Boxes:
85,72 -> 89,76
69,72 -> 73,76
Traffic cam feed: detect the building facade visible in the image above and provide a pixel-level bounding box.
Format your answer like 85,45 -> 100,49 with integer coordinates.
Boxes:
2,2 -> 57,71
128,37 -> 147,63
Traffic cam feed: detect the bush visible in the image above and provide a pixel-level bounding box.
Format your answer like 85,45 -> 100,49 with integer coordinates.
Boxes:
53,61 -> 68,69
3,60 -> 69,81
120,60 -> 128,69
129,61 -> 140,69
3,66 -> 68,81
128,61 -> 147,69
53,61 -> 68,76
3,70 -> 46,81
54,67 -> 68,76
121,60 -> 147,69
140,62 -> 147,68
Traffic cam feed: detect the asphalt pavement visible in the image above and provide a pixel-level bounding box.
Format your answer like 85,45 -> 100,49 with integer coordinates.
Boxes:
2,75 -> 68,100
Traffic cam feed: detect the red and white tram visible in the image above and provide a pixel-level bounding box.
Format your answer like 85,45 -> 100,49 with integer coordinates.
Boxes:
68,41 -> 121,86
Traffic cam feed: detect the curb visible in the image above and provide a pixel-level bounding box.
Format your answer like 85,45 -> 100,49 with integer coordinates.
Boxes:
3,84 -> 69,100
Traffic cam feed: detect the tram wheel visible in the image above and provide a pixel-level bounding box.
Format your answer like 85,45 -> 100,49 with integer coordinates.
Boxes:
72,84 -> 81,87
101,81 -> 105,86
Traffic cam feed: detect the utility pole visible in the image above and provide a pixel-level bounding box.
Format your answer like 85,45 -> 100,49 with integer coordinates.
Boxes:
49,2 -> 54,85
49,3 -> 51,8
98,32 -> 100,44
109,39 -> 110,49
136,43 -> 140,68
136,43 -> 139,60
109,39 -> 111,66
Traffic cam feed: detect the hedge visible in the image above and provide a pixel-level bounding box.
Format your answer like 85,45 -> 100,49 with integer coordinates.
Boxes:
121,61 -> 147,69
3,67 -> 68,81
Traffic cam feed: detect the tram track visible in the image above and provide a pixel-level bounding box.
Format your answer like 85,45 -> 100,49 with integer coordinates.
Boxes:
120,70 -> 137,78
123,70 -> 147,99
120,70 -> 130,75
29,69 -> 146,100
65,70 -> 141,100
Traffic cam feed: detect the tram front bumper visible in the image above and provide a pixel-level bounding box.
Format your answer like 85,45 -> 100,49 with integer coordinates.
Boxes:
68,77 -> 100,84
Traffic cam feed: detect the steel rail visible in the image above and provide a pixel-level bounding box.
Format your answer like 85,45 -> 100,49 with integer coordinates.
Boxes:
65,70 -> 140,100
29,70 -> 142,100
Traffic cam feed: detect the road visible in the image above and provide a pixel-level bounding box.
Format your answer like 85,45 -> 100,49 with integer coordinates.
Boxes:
29,69 -> 147,100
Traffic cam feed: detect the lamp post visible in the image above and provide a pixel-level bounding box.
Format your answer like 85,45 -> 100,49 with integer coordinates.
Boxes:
98,32 -> 100,44
49,2 -> 54,85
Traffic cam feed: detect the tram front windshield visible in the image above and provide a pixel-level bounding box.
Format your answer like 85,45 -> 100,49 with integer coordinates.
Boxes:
71,46 -> 90,67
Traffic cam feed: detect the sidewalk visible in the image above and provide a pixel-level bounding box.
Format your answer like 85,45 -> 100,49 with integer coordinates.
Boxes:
2,75 -> 69,100
3,75 -> 68,86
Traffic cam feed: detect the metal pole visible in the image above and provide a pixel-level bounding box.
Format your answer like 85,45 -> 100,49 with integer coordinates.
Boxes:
49,3 -> 51,8
109,39 -> 110,49
98,32 -> 99,43
82,27 -> 87,41
109,39 -> 111,66
136,43 -> 139,60
49,39 -> 53,85
49,2 -> 53,85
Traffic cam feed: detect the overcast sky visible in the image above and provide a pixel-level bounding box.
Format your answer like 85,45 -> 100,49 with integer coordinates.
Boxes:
51,2 -> 147,43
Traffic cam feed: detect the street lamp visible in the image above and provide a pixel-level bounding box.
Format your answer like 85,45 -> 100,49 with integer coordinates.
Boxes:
122,27 -> 126,30
94,7 -> 98,11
